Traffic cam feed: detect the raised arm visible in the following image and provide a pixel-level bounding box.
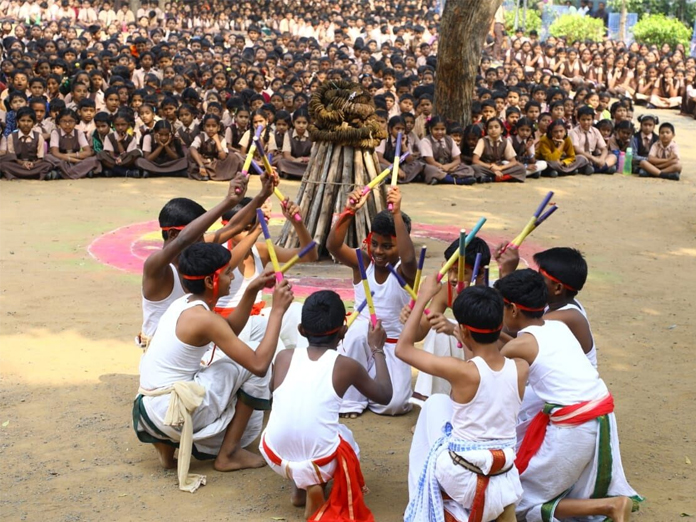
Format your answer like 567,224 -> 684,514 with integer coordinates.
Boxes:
258,198 -> 319,263
226,269 -> 275,334
388,187 -> 417,284
327,187 -> 370,281
142,175 -> 247,301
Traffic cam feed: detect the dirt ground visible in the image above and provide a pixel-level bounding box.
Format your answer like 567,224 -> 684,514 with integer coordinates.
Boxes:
1,112 -> 695,522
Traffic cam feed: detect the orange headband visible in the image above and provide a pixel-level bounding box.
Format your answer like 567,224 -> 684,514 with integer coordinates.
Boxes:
503,297 -> 545,312
161,225 -> 186,231
461,324 -> 503,334
538,267 -> 577,292
181,260 -> 229,302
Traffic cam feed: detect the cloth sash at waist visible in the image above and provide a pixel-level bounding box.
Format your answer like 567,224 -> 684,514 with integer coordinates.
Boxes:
262,434 -> 374,522
405,421 -> 516,522
214,300 -> 266,318
138,381 -> 206,493
515,393 -> 614,475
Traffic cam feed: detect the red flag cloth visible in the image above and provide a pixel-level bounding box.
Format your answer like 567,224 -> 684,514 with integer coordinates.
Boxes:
515,393 -> 614,475
310,438 -> 374,522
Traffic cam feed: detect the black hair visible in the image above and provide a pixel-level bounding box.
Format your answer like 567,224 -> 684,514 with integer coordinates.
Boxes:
371,209 -> 411,237
615,120 -> 634,133
637,114 -> 659,125
426,115 -> 446,133
158,197 -> 206,241
484,117 -> 506,136
94,111 -> 112,124
178,242 -> 231,295
300,290 -> 346,346
444,236 -> 491,267
452,286 -> 504,344
546,119 -> 567,140
516,117 -> 535,131
533,247 -> 587,297
659,122 -> 675,134
524,100 -> 541,112
577,105 -> 595,119
595,119 -> 613,132
78,98 -> 96,109
221,196 -> 255,224
387,115 -> 405,130
494,269 -> 547,318
16,106 -> 36,123
56,108 -> 79,124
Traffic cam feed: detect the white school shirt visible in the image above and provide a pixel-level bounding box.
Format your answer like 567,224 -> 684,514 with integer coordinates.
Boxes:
190,133 -> 229,153
49,128 -> 89,149
238,129 -> 278,152
103,131 -> 139,153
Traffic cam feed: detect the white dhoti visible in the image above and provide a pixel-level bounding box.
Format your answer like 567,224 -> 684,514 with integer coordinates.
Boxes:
413,325 -> 464,398
259,424 -> 360,489
516,384 -> 545,451
407,395 -> 523,522
338,318 -> 413,416
134,353 -> 270,457
517,412 -> 642,522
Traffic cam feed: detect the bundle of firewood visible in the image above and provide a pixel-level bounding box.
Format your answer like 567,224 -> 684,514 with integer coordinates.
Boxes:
277,80 -> 388,253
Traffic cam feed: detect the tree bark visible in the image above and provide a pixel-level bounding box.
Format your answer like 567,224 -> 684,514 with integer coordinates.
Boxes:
434,0 -> 504,126
619,0 -> 627,43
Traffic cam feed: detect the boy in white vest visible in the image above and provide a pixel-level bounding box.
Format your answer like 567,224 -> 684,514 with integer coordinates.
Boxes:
497,269 -> 641,522
398,279 -> 527,522
327,186 -> 417,417
134,242 -> 294,492
260,290 -> 393,520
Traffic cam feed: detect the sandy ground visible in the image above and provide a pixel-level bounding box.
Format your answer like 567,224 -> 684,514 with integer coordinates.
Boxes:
1,112 -> 695,522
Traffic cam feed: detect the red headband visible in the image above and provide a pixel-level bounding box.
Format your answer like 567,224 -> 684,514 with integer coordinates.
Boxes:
461,324 -> 503,334
161,225 -> 186,231
303,324 -> 345,337
503,297 -> 545,312
538,267 -> 577,292
363,232 -> 398,259
181,261 -> 229,302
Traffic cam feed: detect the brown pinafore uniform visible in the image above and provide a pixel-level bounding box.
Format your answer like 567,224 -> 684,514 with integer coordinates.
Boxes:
380,135 -> 424,184
98,133 -> 141,169
277,132 -> 313,178
186,134 -> 239,181
45,129 -> 101,179
0,131 -> 53,179
422,135 -> 475,184
135,135 -> 188,176
472,137 -> 526,182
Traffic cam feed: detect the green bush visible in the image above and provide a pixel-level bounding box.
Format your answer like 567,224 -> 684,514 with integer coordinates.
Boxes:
504,8 -> 543,34
549,14 -> 605,42
632,14 -> 692,50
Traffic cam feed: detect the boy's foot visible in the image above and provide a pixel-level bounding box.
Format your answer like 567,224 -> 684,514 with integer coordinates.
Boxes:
47,170 -> 58,180
428,178 -> 438,185
305,485 -> 326,520
103,169 -> 113,178
153,442 -> 177,469
604,166 -> 617,175
291,483 -> 306,507
659,172 -> 680,181
339,412 -> 362,419
126,169 -> 141,178
542,170 -> 558,178
637,169 -> 649,177
581,165 -> 594,175
455,177 -> 476,186
214,447 -> 266,471
142,170 -> 150,178
606,496 -> 633,522
87,170 -> 94,178
528,171 -> 540,179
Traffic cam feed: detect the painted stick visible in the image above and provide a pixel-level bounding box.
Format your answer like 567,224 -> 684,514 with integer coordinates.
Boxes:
279,241 -> 317,274
237,125 -> 264,192
437,217 -> 487,282
349,152 -> 411,204
456,230 -> 467,293
535,205 -> 558,227
346,291 -> 375,329
386,263 -> 417,301
355,248 -> 377,327
502,191 -> 555,252
388,132 -> 402,211
469,252 -> 483,286
484,266 -> 490,287
408,245 -> 427,309
251,159 -> 302,222
257,208 -> 283,282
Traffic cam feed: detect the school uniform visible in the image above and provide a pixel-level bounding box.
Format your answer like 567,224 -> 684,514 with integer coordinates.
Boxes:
0,129 -> 52,180
472,135 -> 526,182
45,128 -> 101,179
277,129 -> 312,178
631,131 -> 658,171
76,120 -> 96,140
510,135 -> 547,178
187,133 -> 240,181
135,134 -> 188,177
648,140 -> 680,163
98,131 -> 142,175
419,135 -> 475,185
376,134 -> 424,184
177,122 -> 200,151
223,124 -> 244,152
536,135 -> 589,175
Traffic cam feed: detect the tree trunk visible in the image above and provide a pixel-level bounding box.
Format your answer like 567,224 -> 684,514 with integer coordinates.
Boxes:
434,0 -> 504,126
619,0 -> 627,42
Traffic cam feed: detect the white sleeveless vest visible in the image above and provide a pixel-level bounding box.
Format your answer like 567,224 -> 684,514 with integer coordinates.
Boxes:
141,263 -> 186,338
